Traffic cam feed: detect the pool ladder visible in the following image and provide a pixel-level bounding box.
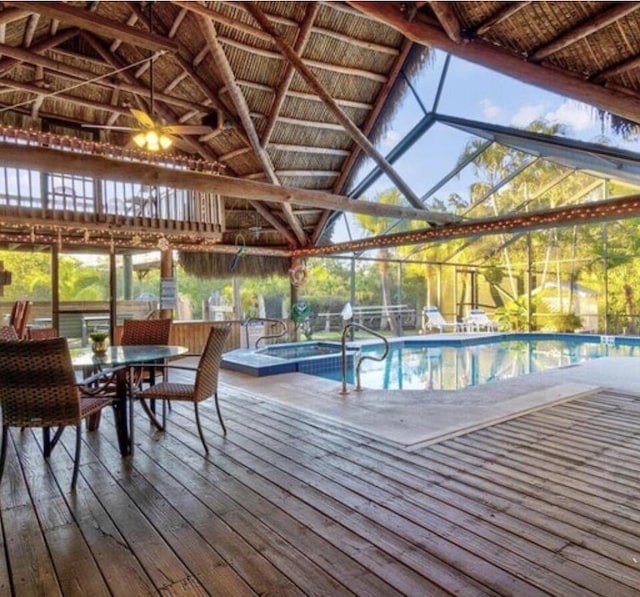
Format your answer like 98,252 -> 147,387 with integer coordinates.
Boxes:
340,322 -> 389,394
245,317 -> 288,349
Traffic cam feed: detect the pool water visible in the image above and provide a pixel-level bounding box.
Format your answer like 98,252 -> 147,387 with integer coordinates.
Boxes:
315,335 -> 640,390
257,343 -> 343,359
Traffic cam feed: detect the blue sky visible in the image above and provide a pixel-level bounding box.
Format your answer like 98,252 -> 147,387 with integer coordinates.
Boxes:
335,49 -> 640,244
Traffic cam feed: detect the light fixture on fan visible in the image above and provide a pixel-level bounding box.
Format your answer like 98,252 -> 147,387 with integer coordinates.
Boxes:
132,129 -> 172,151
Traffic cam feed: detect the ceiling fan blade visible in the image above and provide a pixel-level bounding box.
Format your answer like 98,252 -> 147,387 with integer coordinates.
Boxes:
162,125 -> 213,135
130,108 -> 155,129
171,136 -> 198,153
81,124 -> 138,131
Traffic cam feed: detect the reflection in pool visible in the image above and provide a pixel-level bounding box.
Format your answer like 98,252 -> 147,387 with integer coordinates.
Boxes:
314,335 -> 640,390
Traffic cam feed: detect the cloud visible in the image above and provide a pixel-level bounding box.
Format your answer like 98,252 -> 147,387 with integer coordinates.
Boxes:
545,100 -> 595,132
511,103 -> 546,127
381,129 -> 401,147
479,99 -> 506,123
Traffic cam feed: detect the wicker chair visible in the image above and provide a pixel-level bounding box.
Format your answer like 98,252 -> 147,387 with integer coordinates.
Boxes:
0,325 -> 19,341
0,337 -> 115,490
136,325 -> 230,454
27,327 -> 58,340
9,300 -> 32,340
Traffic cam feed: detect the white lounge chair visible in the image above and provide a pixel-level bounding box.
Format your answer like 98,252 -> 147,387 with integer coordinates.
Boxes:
467,309 -> 500,332
422,306 -> 464,333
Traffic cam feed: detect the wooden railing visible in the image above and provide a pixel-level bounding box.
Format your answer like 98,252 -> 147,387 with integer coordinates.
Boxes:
316,304 -> 417,332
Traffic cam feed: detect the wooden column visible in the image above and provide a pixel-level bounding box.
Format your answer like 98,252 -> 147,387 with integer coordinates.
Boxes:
160,249 -> 173,320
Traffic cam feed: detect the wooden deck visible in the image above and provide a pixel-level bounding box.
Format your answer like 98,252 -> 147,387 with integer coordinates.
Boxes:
1,378 -> 640,595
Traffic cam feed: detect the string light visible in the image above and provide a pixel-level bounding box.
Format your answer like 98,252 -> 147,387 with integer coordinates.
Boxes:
0,125 -> 223,172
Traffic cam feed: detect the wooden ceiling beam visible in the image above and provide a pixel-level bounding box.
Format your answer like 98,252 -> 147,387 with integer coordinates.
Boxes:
0,78 -> 133,117
594,53 -> 640,82
198,13 -> 308,247
333,38 -> 414,195
110,6 -> 139,53
0,142 -> 454,224
269,144 -> 350,156
349,1 -> 640,125
428,1 -> 463,44
5,1 -> 179,54
262,2 -> 319,147
0,7 -> 29,26
474,2 -> 531,36
218,34 -> 387,83
170,1 -> 274,43
531,3 -> 640,62
293,193 -> 640,257
247,3 -> 431,215
0,28 -> 79,76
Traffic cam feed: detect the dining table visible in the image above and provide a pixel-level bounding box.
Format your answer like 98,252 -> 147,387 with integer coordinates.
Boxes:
71,344 -> 188,456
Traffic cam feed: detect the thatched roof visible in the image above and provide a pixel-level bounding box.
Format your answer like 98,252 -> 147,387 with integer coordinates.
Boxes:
1,2 -> 640,276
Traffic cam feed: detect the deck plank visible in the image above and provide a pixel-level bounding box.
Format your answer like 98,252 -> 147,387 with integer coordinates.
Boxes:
2,383 -> 640,595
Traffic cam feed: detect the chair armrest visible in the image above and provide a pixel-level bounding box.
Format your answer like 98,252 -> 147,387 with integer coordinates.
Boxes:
129,363 -> 197,374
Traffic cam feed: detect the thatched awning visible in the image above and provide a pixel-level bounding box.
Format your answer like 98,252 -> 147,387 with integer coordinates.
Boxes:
180,251 -> 291,279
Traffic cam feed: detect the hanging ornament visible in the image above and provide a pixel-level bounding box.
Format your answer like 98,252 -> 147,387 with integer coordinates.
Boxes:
289,260 -> 308,287
231,234 -> 246,271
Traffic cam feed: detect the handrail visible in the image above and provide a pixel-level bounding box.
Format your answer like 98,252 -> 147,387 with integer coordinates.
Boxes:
244,317 -> 288,348
340,322 -> 390,394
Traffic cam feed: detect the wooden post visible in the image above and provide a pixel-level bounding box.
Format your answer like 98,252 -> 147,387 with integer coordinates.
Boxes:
160,248 -> 173,320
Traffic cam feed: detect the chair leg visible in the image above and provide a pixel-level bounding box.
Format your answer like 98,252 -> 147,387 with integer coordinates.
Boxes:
43,427 -> 51,457
214,392 -> 227,435
0,426 -> 8,484
71,424 -> 81,490
193,402 -> 209,454
44,427 -> 65,457
138,397 -> 164,431
162,399 -> 167,430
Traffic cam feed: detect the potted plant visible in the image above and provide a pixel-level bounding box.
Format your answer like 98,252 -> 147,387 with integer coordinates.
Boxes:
89,329 -> 109,354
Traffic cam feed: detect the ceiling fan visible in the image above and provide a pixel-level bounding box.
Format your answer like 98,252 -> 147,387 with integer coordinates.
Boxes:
83,3 -> 213,152
84,106 -> 214,152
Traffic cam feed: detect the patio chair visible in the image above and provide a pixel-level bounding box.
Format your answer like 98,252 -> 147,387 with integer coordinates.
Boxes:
0,325 -> 19,341
135,325 -> 230,454
0,337 -> 115,490
9,300 -> 31,340
27,327 -> 58,340
422,306 -> 464,333
467,309 -> 500,332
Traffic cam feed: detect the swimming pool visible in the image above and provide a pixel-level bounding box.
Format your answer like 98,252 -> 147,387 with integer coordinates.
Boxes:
221,333 -> 640,388
221,341 -> 358,376
319,333 -> 640,390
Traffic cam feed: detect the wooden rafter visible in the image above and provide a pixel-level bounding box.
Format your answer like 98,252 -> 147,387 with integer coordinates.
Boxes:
333,38 -> 414,196
246,3 -> 440,217
5,1 -> 179,54
198,13 -> 308,247
0,29 -> 79,77
531,3 -> 640,62
261,2 -> 319,147
428,1 -> 463,44
474,2 -> 531,36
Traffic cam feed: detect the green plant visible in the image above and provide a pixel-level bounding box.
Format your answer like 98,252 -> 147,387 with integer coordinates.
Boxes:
494,295 -> 533,331
545,312 -> 583,333
89,329 -> 108,342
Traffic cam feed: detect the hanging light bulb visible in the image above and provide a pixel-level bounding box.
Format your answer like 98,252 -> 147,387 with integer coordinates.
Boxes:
133,132 -> 146,148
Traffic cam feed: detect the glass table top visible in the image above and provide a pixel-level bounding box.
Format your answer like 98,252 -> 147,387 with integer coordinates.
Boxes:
71,345 -> 188,368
